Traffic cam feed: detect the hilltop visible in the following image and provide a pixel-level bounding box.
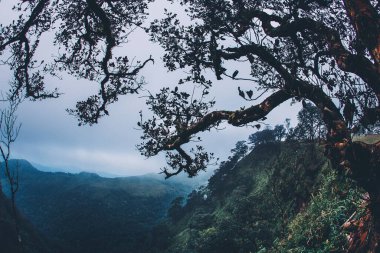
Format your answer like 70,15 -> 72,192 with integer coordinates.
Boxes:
1,141 -> 367,252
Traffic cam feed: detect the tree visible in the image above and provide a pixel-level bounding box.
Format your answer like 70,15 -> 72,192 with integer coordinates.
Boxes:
247,125 -> 286,148
248,128 -> 275,147
0,97 -> 22,249
288,102 -> 326,141
137,1 -> 380,251
1,0 -> 380,251
273,124 -> 286,141
230,140 -> 248,159
208,140 -> 248,194
167,196 -> 184,222
0,0 -> 153,125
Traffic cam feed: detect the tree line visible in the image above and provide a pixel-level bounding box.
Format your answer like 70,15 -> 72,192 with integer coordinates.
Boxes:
0,0 -> 379,251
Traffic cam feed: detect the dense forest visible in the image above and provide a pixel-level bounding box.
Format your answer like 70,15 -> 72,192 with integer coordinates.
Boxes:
1,160 -> 193,253
1,0 -> 380,252
0,138 -> 372,253
0,191 -> 53,253
1,105 -> 378,252
142,107 -> 370,253
150,142 -> 361,253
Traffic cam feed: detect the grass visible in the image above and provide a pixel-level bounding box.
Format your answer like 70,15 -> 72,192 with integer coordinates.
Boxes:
352,134 -> 380,144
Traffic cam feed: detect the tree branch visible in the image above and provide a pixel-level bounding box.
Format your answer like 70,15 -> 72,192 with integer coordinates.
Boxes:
246,10 -> 380,100
165,90 -> 291,150
342,0 -> 380,67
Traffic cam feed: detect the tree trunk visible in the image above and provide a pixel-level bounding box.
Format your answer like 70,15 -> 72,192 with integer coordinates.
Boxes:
370,192 -> 380,252
342,141 -> 380,252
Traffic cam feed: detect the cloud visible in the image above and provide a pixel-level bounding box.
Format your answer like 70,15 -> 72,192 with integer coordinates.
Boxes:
13,142 -> 164,176
0,0 -> 301,177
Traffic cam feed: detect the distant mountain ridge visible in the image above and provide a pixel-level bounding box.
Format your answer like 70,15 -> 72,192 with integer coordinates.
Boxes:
1,160 -> 194,253
31,162 -> 122,178
1,142 -> 364,253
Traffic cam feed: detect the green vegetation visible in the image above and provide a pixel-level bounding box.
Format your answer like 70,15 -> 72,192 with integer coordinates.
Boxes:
1,138 -> 367,253
272,165 -> 363,252
0,0 -> 379,251
148,141 -> 363,253
1,160 -> 192,253
1,105 -> 367,253
352,134 -> 380,144
0,191 -> 53,253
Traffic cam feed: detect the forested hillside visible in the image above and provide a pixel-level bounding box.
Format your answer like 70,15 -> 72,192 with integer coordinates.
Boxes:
1,0 -> 380,251
1,105 -> 372,253
0,191 -> 53,253
1,160 -> 192,253
148,141 -> 364,253
0,141 -> 369,253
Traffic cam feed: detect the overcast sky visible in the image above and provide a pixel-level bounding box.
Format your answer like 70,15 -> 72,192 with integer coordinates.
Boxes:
0,0 -> 301,177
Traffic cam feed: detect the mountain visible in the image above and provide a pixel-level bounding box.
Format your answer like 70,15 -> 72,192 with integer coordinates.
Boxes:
2,142 -> 365,253
1,160 -> 193,253
147,142 -> 363,253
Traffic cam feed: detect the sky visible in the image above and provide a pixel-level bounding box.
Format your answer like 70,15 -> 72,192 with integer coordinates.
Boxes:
0,0 -> 301,177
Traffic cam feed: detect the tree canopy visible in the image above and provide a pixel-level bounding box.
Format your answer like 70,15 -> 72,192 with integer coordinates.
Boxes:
1,0 -> 380,251
138,1 -> 380,250
0,0 -> 153,125
288,102 -> 326,141
138,0 -> 379,182
1,0 -> 379,178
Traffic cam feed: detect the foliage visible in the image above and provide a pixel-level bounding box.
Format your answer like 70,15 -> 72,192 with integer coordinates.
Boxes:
2,160 -> 191,253
146,140 -> 362,253
137,87 -> 217,178
208,140 -> 248,194
248,127 -> 276,147
0,0 -> 153,125
288,102 -> 326,141
247,103 -> 325,148
139,0 -> 380,180
168,196 -> 185,222
0,191 -> 53,253
1,1 -> 379,251
272,166 -> 363,253
248,125 -> 286,148
140,6 -> 380,248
